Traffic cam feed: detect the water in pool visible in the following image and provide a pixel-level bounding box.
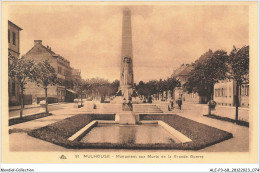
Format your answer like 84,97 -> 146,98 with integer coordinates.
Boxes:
80,123 -> 175,144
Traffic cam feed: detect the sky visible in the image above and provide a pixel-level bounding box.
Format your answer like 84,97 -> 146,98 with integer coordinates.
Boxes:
8,5 -> 249,83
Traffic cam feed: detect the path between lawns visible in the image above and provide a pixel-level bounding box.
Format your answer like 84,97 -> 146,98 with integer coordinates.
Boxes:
174,110 -> 249,152
9,112 -> 78,133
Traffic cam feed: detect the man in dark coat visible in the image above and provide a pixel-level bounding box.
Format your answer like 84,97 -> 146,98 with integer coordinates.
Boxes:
177,98 -> 182,110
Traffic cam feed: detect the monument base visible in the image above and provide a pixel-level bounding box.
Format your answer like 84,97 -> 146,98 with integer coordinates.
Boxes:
110,96 -> 125,104
111,85 -> 133,104
120,85 -> 133,100
132,97 -> 142,104
115,112 -> 137,125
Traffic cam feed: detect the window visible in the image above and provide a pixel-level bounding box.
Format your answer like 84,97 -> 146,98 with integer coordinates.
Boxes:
241,85 -> 245,96
8,81 -> 10,95
58,78 -> 62,86
58,67 -> 61,74
12,81 -> 16,96
229,86 -> 232,97
8,30 -> 10,43
221,88 -> 224,97
57,89 -> 60,96
12,32 -> 16,45
66,70 -> 71,76
245,85 -> 249,96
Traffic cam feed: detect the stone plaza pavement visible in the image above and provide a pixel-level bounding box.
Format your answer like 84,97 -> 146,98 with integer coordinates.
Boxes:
157,101 -> 249,122
167,103 -> 249,152
9,101 -> 249,152
9,102 -> 68,118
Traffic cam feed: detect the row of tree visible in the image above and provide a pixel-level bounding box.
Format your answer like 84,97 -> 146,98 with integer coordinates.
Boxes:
135,77 -> 180,101
8,45 -> 249,122
73,78 -> 119,106
184,46 -> 249,121
134,45 -> 249,122
9,54 -> 59,118
8,53 -> 120,118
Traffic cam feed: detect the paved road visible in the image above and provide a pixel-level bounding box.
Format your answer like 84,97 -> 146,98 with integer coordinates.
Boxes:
9,104 -> 66,118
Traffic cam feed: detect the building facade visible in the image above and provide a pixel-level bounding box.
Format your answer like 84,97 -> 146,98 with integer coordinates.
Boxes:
214,79 -> 235,107
172,64 -> 207,104
8,21 -> 23,106
240,83 -> 249,107
23,40 -> 75,103
66,68 -> 83,102
214,79 -> 249,108
71,68 -> 81,82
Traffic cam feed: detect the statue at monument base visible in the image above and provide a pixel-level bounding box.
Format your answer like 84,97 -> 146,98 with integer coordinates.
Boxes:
111,8 -> 142,107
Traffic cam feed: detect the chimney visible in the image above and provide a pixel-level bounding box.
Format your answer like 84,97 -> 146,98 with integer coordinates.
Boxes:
34,40 -> 42,45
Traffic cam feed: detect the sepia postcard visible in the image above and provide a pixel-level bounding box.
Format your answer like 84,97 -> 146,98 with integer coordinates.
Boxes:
1,1 -> 259,167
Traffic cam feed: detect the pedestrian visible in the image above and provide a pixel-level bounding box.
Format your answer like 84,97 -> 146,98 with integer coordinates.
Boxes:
170,99 -> 174,109
148,96 -> 152,103
178,98 -> 182,110
168,104 -> 171,111
122,98 -> 127,110
127,100 -> 133,111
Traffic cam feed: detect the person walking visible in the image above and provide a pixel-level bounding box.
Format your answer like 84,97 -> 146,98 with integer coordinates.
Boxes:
170,99 -> 174,109
168,99 -> 174,111
177,98 -> 182,110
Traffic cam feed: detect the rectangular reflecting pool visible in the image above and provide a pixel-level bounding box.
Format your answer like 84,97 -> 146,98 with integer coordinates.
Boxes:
79,123 -> 176,144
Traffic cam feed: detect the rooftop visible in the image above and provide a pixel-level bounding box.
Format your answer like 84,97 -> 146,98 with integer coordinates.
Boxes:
29,40 -> 71,65
8,20 -> 23,31
172,64 -> 193,77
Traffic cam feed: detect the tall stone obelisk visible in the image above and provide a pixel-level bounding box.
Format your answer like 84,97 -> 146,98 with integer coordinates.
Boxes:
119,8 -> 134,100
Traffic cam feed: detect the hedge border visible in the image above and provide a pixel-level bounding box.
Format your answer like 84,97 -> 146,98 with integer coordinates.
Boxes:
9,113 -> 52,126
28,114 -> 233,150
203,114 -> 249,127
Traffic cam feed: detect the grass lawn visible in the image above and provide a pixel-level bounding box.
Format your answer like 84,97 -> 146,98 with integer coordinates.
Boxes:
140,114 -> 233,150
28,114 -> 115,148
203,114 -> 249,127
9,113 -> 52,126
28,114 -> 232,150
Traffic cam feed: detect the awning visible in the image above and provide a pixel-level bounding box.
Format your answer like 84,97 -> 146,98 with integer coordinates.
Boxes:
66,89 -> 77,94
